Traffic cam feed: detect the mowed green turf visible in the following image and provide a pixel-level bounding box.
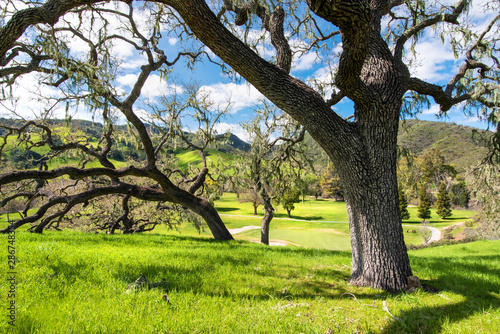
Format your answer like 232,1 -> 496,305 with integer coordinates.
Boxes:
0,192 -> 476,249
212,193 -> 474,249
0,232 -> 498,333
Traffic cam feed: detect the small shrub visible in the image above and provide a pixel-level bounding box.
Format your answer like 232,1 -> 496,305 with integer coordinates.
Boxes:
463,227 -> 479,241
442,229 -> 454,240
464,219 -> 475,228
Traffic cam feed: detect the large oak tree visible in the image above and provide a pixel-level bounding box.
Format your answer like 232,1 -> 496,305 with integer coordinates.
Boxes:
1,0 -> 499,292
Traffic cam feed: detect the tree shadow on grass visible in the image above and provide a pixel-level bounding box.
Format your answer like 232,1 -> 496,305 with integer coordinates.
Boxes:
105,241 -> 392,302
56,234 -> 362,302
215,207 -> 240,212
273,213 -> 324,220
382,253 -> 500,333
299,216 -> 325,221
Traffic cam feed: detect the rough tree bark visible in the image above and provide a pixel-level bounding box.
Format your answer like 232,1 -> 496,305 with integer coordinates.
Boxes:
256,178 -> 273,246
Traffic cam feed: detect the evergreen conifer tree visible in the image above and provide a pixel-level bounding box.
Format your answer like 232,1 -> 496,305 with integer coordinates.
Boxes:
417,184 -> 431,222
398,186 -> 410,220
435,181 -> 453,219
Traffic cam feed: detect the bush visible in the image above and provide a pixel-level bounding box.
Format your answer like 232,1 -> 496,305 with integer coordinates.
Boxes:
463,227 -> 479,241
406,237 -> 479,250
442,229 -> 454,240
464,219 -> 476,228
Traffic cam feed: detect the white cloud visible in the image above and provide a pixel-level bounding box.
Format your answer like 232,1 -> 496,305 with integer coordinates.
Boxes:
409,39 -> 456,82
306,65 -> 337,99
0,73 -> 105,122
213,122 -> 250,142
119,57 -> 148,70
461,116 -> 481,123
422,104 -> 441,115
168,37 -> 179,46
292,52 -> 317,72
198,82 -> 264,113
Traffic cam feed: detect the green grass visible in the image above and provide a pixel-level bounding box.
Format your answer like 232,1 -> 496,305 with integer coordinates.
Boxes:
174,149 -> 238,171
1,232 -> 498,333
1,192 -> 477,250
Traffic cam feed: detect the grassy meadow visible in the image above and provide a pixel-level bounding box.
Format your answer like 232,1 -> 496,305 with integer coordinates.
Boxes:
1,231 -> 499,333
1,192 -> 490,333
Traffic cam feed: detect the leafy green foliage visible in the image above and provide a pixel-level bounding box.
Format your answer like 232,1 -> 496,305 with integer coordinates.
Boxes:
281,188 -> 300,218
7,148 -> 45,169
471,162 -> 500,240
435,182 -> 453,219
320,163 -> 343,200
417,184 -> 431,222
450,177 -> 470,208
398,120 -> 491,173
204,178 -> 223,205
415,148 -> 457,189
398,186 -> 411,220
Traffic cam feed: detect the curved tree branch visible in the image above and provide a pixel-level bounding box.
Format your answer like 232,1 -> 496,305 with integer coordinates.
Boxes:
0,182 -> 166,233
306,0 -> 375,107
409,11 -> 500,113
166,0 -> 353,161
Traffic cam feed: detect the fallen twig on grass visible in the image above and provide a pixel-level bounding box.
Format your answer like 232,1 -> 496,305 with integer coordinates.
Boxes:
382,301 -> 401,321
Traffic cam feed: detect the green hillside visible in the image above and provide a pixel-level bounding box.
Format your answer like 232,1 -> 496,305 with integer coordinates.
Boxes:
398,120 -> 491,172
294,119 -> 491,173
1,118 -> 492,174
174,148 -> 239,171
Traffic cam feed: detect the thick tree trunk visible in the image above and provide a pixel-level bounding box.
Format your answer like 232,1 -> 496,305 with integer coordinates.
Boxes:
337,118 -> 412,291
165,0 -> 413,291
329,27 -> 413,291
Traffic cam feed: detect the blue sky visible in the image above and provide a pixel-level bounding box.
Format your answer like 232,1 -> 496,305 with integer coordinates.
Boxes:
1,0 -> 497,142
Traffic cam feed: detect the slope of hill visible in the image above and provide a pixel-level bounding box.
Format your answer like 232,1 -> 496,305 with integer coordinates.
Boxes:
1,118 -> 491,174
398,119 -> 491,172
298,119 -> 491,173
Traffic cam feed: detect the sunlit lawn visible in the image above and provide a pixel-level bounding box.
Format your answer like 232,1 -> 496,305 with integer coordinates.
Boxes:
132,193 -> 476,250
0,232 -> 498,333
0,192 -> 477,250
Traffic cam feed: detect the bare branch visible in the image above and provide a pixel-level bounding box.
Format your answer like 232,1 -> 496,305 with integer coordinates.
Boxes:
221,1 -> 292,73
0,165 -> 149,187
445,13 -> 500,96
409,77 -> 500,112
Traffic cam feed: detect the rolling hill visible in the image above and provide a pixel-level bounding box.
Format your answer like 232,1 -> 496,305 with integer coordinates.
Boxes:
397,119 -> 491,172
0,118 -> 492,174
